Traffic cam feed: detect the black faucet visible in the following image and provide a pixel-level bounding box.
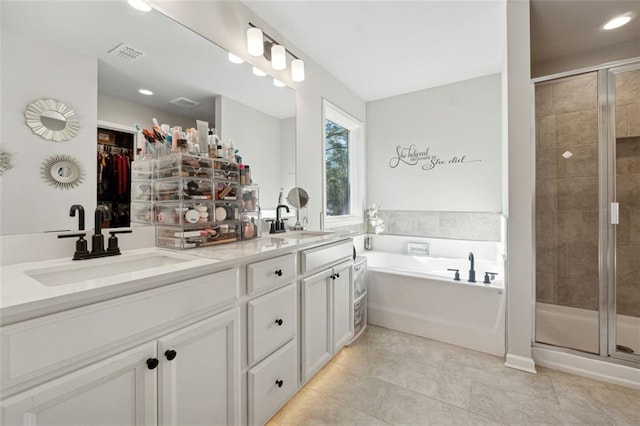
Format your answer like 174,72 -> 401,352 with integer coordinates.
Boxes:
270,204 -> 290,233
92,205 -> 111,253
468,252 -> 476,282
59,205 -> 131,260
70,204 -> 85,230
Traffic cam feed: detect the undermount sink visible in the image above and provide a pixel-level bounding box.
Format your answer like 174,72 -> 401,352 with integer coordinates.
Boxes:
282,231 -> 333,239
24,253 -> 194,287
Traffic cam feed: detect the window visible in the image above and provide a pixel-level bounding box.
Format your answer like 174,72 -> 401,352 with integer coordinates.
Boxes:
322,100 -> 364,228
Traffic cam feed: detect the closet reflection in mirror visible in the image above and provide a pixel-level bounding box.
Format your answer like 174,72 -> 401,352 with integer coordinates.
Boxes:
0,1 -> 296,235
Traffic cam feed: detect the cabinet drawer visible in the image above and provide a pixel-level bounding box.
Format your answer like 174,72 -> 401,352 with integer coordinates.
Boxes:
1,268 -> 239,393
247,253 -> 296,295
248,283 -> 297,365
300,239 -> 352,275
248,339 -> 297,426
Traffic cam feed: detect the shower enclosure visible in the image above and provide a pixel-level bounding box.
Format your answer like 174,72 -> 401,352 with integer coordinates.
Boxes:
534,61 -> 640,365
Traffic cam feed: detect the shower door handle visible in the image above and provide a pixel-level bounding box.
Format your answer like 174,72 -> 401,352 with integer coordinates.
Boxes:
611,202 -> 619,225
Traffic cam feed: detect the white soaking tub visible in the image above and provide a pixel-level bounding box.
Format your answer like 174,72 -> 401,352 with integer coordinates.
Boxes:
363,251 -> 506,356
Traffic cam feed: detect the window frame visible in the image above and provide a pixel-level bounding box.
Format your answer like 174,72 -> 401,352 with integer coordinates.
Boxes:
321,99 -> 364,229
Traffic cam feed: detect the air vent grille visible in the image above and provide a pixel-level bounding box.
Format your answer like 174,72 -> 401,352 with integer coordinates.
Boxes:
107,43 -> 147,62
170,97 -> 200,108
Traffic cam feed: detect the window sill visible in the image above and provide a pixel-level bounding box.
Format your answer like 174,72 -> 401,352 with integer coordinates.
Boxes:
324,216 -> 363,229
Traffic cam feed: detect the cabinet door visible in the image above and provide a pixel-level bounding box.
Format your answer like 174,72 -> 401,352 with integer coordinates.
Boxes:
332,262 -> 353,352
301,270 -> 332,382
157,308 -> 240,426
1,342 -> 157,426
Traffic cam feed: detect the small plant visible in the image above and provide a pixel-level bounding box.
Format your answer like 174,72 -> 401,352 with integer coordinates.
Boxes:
366,204 -> 385,234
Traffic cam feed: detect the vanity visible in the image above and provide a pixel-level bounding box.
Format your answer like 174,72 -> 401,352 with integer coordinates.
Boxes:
0,234 -> 354,426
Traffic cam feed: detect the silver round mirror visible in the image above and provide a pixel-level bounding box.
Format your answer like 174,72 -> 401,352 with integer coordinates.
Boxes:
286,187 -> 309,209
41,154 -> 85,189
25,99 -> 80,142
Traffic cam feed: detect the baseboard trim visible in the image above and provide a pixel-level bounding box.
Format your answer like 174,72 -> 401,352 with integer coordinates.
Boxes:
533,347 -> 640,390
504,353 -> 537,373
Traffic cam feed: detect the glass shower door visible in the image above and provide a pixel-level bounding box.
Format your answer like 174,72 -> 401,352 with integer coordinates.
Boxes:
610,66 -> 640,361
534,72 -> 601,354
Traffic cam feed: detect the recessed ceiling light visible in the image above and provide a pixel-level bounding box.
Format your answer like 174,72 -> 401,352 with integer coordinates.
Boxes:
228,53 -> 244,64
139,89 -> 153,96
253,67 -> 267,77
603,14 -> 632,30
273,79 -> 285,87
127,0 -> 151,12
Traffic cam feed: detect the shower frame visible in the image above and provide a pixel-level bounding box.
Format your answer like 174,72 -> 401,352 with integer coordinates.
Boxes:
532,57 -> 640,367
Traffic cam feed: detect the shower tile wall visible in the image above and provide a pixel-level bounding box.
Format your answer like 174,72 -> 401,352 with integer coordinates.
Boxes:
535,73 -> 599,311
615,69 -> 640,318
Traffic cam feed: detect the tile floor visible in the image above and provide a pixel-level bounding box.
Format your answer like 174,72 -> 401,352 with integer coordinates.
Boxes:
268,325 -> 640,425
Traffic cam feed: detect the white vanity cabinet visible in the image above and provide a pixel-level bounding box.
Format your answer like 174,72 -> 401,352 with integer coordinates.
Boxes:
1,342 -> 158,425
246,254 -> 298,426
300,240 -> 354,383
0,268 -> 241,426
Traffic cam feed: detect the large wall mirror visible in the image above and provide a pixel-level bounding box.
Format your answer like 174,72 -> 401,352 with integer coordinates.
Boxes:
0,1 -> 296,236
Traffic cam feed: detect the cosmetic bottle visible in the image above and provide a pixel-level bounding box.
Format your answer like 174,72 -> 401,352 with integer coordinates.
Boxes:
171,126 -> 180,153
227,140 -> 235,163
207,129 -> 217,158
244,165 -> 251,184
239,164 -> 245,185
217,144 -> 223,159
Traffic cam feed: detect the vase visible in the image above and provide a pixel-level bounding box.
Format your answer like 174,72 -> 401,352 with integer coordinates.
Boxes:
364,234 -> 373,250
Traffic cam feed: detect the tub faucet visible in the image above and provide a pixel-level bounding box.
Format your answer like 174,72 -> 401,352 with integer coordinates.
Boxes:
468,252 -> 476,283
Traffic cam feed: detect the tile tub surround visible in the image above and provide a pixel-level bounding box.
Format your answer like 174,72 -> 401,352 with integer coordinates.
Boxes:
268,325 -> 640,425
367,233 -> 503,264
535,73 -> 600,312
377,210 -> 501,242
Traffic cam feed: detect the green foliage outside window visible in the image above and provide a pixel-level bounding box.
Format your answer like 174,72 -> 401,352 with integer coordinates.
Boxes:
325,120 -> 350,216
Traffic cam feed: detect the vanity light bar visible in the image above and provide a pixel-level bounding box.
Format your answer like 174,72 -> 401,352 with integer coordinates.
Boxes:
247,23 -> 305,82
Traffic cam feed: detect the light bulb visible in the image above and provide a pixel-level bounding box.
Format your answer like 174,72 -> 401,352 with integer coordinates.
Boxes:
291,59 -> 305,82
138,89 -> 153,96
603,15 -> 632,30
247,27 -> 264,56
127,0 -> 151,12
228,52 -> 244,64
273,79 -> 285,87
253,67 -> 267,77
271,44 -> 286,70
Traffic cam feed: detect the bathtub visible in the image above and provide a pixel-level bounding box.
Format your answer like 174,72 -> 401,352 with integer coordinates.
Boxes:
363,251 -> 506,356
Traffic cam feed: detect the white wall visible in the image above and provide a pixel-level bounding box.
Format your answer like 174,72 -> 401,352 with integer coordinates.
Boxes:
98,93 -> 201,132
0,30 -> 97,235
505,0 -> 535,373
149,0 -> 366,230
219,95 -> 283,209
280,117 -> 296,196
366,74 -> 502,213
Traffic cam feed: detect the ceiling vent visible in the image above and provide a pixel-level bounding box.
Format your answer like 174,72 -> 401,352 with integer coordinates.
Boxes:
170,97 -> 200,108
107,43 -> 147,62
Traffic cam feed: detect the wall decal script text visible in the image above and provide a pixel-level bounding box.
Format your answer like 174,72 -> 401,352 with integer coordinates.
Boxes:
388,144 -> 481,171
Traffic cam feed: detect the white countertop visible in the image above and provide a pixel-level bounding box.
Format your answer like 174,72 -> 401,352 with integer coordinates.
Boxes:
0,232 -> 354,325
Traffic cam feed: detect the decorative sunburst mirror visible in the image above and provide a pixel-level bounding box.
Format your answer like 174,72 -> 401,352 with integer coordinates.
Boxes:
0,151 -> 13,175
25,99 -> 80,142
41,154 -> 85,189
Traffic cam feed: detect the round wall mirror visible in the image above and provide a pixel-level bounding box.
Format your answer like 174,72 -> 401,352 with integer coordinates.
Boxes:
25,99 -> 80,142
287,187 -> 309,209
41,154 -> 85,189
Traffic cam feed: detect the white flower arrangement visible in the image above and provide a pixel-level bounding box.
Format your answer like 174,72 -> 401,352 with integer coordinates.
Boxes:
366,203 -> 385,234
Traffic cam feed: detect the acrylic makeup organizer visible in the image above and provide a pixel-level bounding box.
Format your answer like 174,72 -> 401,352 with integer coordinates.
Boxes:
131,154 -> 260,249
